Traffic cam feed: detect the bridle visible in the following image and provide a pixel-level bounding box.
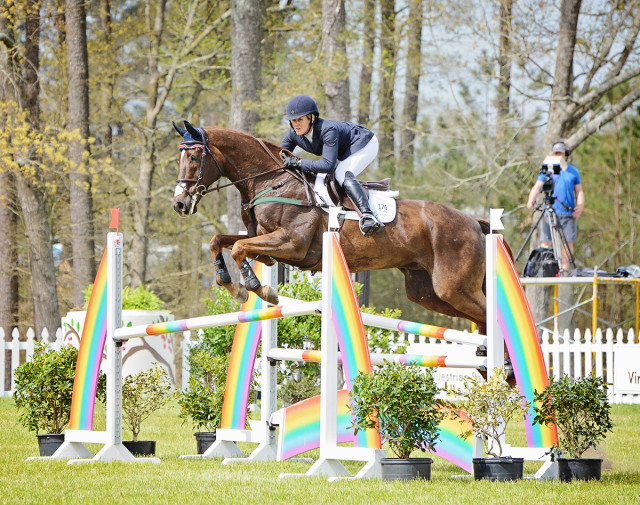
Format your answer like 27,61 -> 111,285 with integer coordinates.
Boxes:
176,127 -> 314,214
176,127 -> 223,214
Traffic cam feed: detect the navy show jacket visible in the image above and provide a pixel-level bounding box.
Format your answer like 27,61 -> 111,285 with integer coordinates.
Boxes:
281,118 -> 374,173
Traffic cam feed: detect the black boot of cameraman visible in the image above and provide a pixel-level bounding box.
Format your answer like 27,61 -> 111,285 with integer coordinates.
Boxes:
342,171 -> 383,237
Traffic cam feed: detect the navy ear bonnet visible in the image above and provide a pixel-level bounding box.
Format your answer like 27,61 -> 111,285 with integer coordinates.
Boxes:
173,120 -> 208,149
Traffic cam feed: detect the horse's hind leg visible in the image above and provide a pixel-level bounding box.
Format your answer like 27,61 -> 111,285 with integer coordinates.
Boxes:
402,269 -> 485,331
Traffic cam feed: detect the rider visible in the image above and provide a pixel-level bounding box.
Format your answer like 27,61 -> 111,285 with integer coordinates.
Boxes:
280,95 -> 383,237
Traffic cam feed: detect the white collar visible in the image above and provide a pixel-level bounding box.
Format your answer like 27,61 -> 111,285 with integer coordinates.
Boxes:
304,127 -> 313,141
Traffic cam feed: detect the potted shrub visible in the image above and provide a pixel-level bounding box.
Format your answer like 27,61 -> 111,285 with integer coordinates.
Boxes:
178,348 -> 228,454
121,365 -> 174,456
445,368 -> 530,481
349,362 -> 444,481
13,342 -> 106,456
533,374 -> 614,481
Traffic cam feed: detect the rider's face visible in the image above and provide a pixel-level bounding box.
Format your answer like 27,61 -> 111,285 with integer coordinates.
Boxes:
291,115 -> 312,135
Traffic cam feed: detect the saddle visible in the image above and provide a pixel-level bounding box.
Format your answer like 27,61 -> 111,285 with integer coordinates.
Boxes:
323,173 -> 391,211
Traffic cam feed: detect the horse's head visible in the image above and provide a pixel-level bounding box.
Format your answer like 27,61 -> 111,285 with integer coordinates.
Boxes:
172,120 -> 222,217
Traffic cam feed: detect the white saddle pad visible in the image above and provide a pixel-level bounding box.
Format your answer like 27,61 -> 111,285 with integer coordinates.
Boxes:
312,174 -> 398,224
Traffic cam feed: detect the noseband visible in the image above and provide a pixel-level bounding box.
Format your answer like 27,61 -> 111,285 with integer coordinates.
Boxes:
176,127 -> 223,213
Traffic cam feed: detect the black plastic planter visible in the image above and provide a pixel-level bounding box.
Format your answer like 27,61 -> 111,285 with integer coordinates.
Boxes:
557,458 -> 602,482
37,434 -> 65,457
122,440 -> 156,456
194,432 -> 217,455
473,457 -> 524,481
380,457 -> 433,481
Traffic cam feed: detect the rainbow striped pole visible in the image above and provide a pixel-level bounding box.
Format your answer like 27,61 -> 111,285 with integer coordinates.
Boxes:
267,348 -> 486,369
113,302 -> 320,341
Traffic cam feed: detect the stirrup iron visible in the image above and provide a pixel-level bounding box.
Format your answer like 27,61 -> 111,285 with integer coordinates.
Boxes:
359,213 -> 383,237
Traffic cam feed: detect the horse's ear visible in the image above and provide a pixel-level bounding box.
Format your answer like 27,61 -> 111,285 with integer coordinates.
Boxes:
183,120 -> 202,140
172,121 -> 187,137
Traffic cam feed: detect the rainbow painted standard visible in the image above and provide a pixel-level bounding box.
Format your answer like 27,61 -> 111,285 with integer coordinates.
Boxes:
220,262 -> 265,430
68,248 -> 109,431
496,236 -> 558,448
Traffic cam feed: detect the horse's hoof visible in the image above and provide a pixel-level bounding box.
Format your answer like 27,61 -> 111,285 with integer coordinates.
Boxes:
257,286 -> 279,306
234,286 -> 249,304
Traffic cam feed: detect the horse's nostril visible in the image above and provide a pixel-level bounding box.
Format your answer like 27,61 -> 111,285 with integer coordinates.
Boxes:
173,200 -> 184,213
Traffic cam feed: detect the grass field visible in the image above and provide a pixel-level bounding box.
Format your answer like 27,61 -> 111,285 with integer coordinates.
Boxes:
2,398 -> 639,505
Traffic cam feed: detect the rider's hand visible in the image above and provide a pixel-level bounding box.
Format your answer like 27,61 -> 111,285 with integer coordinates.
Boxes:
283,156 -> 302,170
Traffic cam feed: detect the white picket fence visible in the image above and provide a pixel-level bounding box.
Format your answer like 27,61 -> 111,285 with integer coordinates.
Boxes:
4,326 -> 640,404
1,327 -> 67,396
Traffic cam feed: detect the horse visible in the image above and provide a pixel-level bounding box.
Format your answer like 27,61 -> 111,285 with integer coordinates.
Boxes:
172,120 -> 495,336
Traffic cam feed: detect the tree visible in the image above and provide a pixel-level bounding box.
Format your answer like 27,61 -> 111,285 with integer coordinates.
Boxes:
12,0 -> 61,336
322,0 -> 349,119
66,0 -> 96,307
128,0 -> 227,287
357,0 -> 374,125
0,1 -> 19,344
399,0 -> 423,166
495,0 -> 513,142
514,0 -> 640,150
227,0 -> 264,236
378,0 -> 396,169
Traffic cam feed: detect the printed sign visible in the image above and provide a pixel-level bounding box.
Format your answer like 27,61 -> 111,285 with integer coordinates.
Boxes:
613,346 -> 640,395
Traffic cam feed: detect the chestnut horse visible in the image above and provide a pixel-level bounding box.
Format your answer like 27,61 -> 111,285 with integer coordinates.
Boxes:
172,121 -> 493,334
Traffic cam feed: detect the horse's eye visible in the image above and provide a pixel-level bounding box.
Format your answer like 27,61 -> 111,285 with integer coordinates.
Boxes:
190,154 -> 198,162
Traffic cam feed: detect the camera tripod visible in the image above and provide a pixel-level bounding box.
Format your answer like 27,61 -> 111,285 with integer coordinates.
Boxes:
515,194 -> 576,274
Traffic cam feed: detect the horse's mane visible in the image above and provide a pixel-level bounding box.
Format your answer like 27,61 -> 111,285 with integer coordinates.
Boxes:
207,126 -> 283,153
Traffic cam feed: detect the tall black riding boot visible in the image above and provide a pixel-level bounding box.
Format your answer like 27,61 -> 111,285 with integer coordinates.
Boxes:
342,171 -> 383,237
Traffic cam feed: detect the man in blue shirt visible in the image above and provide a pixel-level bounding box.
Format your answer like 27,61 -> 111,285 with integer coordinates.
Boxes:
526,140 -> 585,272
281,95 -> 383,237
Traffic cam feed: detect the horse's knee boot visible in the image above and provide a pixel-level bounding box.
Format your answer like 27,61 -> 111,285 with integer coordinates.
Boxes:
214,253 -> 232,285
241,260 -> 262,291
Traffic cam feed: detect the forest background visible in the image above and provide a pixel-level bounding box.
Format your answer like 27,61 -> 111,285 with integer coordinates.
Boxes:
1,0 -> 639,338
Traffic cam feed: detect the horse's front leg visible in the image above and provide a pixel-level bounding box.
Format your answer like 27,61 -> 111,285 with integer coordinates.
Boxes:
231,229 -> 315,305
209,234 -> 252,303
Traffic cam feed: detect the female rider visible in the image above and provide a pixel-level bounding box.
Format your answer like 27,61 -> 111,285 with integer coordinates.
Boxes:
281,95 -> 383,237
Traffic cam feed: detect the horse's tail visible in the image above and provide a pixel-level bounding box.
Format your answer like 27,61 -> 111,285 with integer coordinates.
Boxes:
476,218 -> 514,261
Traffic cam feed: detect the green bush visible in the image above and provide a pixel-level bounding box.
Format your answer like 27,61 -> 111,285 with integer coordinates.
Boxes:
279,372 -> 321,406
349,362 -> 444,459
178,349 -> 229,432
533,374 -> 614,458
14,342 -> 106,434
360,306 -> 405,353
445,369 -> 530,458
122,365 -> 174,442
277,271 -> 323,352
199,288 -> 241,356
83,284 -> 165,311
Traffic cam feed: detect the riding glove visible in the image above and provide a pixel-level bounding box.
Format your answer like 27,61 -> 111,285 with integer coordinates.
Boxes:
283,156 -> 302,170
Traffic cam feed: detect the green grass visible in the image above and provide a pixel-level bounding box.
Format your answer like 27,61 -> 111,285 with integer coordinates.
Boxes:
1,399 -> 639,505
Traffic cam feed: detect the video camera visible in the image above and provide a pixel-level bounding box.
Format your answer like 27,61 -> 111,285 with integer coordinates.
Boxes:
539,155 -> 564,198
540,155 -> 563,177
